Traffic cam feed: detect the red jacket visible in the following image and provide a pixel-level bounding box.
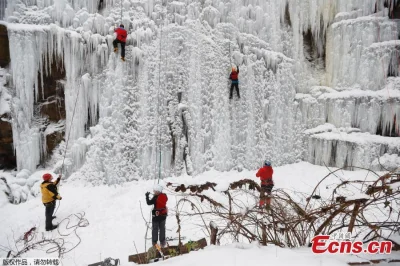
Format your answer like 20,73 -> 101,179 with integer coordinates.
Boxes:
256,166 -> 274,185
115,27 -> 127,43
230,71 -> 238,80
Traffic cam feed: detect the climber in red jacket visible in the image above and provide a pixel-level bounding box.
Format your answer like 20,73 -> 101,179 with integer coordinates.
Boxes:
256,160 -> 274,207
229,66 -> 240,99
146,184 -> 168,248
113,24 -> 127,61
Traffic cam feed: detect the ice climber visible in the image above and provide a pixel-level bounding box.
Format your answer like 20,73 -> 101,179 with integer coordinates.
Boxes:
256,160 -> 274,207
146,184 -> 168,248
229,66 -> 240,99
40,173 -> 62,231
113,24 -> 127,61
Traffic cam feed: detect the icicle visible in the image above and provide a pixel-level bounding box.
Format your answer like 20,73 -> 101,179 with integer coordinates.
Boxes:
326,16 -> 397,89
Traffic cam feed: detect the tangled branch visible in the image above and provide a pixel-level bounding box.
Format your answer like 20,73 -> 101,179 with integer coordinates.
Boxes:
166,167 -> 400,248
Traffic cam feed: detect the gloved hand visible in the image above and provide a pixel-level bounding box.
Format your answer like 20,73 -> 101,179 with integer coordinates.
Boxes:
145,192 -> 150,197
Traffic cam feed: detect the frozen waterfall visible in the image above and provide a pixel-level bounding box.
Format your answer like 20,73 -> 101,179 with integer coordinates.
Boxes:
1,0 -> 399,184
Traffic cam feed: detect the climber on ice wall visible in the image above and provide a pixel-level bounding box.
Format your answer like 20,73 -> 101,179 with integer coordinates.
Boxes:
256,160 -> 274,207
113,24 -> 127,61
229,66 -> 240,99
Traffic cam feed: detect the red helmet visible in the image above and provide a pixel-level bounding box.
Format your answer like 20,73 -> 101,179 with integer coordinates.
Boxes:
43,173 -> 52,181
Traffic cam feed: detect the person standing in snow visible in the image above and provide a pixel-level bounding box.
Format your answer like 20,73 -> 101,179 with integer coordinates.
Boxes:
146,184 -> 168,248
40,173 -> 62,231
229,66 -> 240,99
256,160 -> 274,207
113,24 -> 127,61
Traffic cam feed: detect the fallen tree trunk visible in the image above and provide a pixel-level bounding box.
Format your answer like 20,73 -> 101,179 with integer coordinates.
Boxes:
128,238 -> 207,264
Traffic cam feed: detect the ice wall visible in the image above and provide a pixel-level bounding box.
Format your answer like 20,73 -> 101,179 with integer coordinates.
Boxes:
0,0 -> 6,21
73,19 -> 303,183
8,25 -> 48,172
7,23 -> 108,173
3,0 -> 400,182
326,16 -> 398,90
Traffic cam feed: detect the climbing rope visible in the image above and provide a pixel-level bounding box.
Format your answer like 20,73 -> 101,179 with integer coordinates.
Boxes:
54,81 -> 82,216
60,87 -> 81,177
8,212 -> 89,258
120,0 -> 123,23
49,212 -> 89,255
155,19 -> 163,184
229,41 -> 232,68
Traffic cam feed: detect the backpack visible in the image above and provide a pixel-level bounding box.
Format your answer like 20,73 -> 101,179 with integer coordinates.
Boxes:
154,193 -> 168,216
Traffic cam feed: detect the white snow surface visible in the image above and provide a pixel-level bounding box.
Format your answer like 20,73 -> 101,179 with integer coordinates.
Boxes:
1,162 -> 400,265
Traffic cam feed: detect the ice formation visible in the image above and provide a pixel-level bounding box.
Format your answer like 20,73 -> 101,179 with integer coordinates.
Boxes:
0,68 -> 11,116
6,23 -> 106,172
1,0 -> 399,184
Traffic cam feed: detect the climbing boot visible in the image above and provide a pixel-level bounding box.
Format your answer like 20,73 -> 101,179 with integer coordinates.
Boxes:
46,224 -> 58,232
114,47 -> 118,53
121,57 -> 125,62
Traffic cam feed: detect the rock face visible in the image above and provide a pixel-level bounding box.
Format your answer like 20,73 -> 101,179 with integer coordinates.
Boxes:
38,57 -> 66,162
0,117 -> 15,169
0,24 -> 66,169
0,25 -> 14,169
0,25 -> 10,68
38,57 -> 66,124
46,130 -> 64,155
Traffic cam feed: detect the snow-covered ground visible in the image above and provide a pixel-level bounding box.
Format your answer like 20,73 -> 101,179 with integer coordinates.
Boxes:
1,162 -> 399,265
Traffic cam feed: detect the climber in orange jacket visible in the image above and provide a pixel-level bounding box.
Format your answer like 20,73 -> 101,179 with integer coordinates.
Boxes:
113,24 -> 127,61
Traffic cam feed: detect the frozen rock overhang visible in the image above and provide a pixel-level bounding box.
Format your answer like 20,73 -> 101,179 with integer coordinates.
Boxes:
306,125 -> 400,170
296,84 -> 400,137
